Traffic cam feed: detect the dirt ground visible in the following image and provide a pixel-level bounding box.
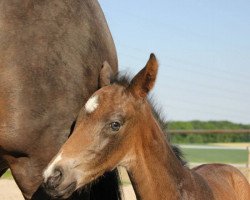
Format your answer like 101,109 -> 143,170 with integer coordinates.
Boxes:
0,179 -> 24,200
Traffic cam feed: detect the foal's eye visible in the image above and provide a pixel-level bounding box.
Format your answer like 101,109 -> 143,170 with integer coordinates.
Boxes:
110,122 -> 121,132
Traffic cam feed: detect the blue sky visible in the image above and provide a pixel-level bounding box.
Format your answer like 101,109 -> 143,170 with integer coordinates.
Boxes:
99,0 -> 250,124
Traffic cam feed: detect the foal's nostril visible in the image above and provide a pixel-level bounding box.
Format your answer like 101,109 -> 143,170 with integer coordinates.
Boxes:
46,168 -> 63,189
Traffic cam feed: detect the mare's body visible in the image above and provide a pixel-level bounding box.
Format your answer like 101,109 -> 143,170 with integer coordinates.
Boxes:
0,0 -> 120,199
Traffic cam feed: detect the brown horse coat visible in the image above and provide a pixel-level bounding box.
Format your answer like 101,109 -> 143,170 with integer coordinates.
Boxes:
43,54 -> 250,200
0,0 -> 120,199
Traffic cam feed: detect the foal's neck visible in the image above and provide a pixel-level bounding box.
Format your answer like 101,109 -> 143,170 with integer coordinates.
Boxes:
125,107 -> 189,200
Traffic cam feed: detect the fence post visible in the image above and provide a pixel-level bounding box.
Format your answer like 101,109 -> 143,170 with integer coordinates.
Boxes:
247,146 -> 250,183
247,146 -> 250,168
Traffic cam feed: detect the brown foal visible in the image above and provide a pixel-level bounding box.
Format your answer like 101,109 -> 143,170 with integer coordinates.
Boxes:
43,54 -> 250,199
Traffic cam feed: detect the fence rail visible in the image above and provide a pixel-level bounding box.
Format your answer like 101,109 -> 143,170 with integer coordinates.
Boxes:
180,144 -> 247,150
168,129 -> 250,134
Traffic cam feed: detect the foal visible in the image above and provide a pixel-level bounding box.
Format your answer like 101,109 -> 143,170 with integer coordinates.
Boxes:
43,54 -> 250,199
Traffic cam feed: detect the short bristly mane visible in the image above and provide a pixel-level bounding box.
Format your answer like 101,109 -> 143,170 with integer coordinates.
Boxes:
112,73 -> 187,166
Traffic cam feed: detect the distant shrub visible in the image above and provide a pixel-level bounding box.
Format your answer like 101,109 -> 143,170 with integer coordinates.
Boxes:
167,120 -> 250,143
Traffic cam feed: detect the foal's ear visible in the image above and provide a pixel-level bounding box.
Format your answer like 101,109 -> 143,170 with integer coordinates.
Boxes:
99,61 -> 114,88
128,54 -> 158,98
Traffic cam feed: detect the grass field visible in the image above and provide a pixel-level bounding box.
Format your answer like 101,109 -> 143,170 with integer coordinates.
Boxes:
179,143 -> 249,164
182,148 -> 247,164
2,170 -> 12,179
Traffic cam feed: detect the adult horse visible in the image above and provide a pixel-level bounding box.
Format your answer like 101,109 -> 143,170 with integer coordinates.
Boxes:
0,0 -> 120,199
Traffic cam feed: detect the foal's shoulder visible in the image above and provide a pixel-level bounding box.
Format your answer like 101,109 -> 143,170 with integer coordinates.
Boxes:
192,163 -> 250,199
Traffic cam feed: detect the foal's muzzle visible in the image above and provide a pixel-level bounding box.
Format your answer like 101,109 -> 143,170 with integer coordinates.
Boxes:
44,168 -> 63,189
43,167 -> 77,199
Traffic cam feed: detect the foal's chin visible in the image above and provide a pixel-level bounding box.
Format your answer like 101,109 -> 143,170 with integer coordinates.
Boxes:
77,170 -> 106,189
45,181 -> 77,199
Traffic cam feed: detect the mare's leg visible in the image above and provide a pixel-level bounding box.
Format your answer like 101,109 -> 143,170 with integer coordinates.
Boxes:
0,157 -> 8,177
0,168 -> 8,177
7,156 -> 48,200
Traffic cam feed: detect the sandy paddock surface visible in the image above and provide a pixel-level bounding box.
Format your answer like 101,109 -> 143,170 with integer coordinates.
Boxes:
0,179 -> 136,200
0,179 -> 23,200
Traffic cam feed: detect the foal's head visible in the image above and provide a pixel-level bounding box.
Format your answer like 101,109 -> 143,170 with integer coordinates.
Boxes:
43,54 -> 158,198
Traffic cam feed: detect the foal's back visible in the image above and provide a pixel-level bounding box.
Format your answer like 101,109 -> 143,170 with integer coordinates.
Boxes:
193,164 -> 250,200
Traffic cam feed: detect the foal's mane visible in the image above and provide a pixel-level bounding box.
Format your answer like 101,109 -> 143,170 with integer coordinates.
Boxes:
111,73 -> 187,166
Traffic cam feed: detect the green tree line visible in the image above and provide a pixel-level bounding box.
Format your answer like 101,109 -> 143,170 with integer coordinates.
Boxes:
166,120 -> 250,143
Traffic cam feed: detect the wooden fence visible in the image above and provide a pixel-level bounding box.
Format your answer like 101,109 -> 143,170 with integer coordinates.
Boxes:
168,129 -> 250,134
